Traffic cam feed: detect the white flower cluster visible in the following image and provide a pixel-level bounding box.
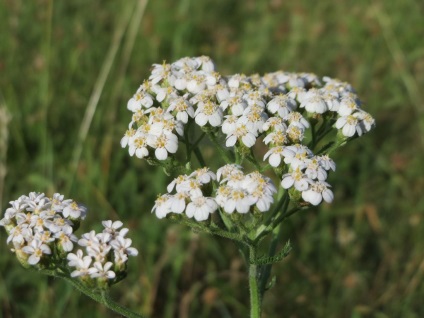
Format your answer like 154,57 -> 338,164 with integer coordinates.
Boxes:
121,56 -> 375,162
67,220 -> 138,282
216,164 -> 277,213
0,192 -> 86,265
152,165 -> 276,221
122,56 -> 375,211
152,167 -> 218,221
279,149 -> 336,205
0,193 -> 137,285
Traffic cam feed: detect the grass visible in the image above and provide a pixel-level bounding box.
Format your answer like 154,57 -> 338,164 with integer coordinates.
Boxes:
1,0 -> 424,317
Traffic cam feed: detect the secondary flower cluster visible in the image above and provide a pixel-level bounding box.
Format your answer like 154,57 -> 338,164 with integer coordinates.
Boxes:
67,220 -> 138,284
121,56 -> 375,163
152,165 -> 276,221
0,193 -> 137,286
152,167 -> 218,221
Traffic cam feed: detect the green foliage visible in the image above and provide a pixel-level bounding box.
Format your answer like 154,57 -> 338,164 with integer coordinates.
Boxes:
1,0 -> 423,317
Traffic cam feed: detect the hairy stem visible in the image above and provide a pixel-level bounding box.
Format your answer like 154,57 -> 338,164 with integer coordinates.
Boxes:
249,246 -> 261,318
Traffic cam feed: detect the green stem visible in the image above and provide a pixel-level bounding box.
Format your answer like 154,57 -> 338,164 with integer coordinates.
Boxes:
66,278 -> 144,318
35,269 -> 145,318
249,246 -> 261,318
206,132 -> 233,163
171,217 -> 250,247
258,223 -> 283,297
193,147 -> 206,167
246,149 -> 261,171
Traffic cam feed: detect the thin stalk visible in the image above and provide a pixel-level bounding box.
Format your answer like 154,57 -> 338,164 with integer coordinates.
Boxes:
66,278 -> 144,318
249,246 -> 261,318
193,147 -> 206,167
206,132 -> 233,163
258,223 -> 283,297
69,4 -> 133,193
34,268 -> 145,318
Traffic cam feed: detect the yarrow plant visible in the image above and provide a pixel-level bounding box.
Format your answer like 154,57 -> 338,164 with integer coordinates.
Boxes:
1,56 -> 374,318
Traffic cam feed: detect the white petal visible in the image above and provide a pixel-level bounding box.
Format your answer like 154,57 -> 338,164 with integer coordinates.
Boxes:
226,135 -> 237,147
224,200 -> 236,213
209,113 -> 223,127
195,113 -> 208,126
322,189 -> 334,203
165,139 -> 178,154
155,148 -> 168,160
281,176 -> 294,189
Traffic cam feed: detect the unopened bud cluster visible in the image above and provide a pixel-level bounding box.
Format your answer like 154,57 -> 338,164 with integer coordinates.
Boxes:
0,192 -> 138,287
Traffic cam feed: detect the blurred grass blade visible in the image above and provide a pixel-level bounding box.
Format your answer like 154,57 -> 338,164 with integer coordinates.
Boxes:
69,2 -> 136,191
372,4 -> 424,146
100,0 -> 149,191
0,95 -> 11,210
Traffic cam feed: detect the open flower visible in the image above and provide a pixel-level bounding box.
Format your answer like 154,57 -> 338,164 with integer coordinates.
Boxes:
185,196 -> 218,221
21,239 -> 51,265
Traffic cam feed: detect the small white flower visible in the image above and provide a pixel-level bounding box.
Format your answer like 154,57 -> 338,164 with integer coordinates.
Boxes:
186,74 -> 207,94
354,110 -> 376,135
167,97 -> 194,124
216,164 -> 243,182
220,95 -> 247,116
128,132 -> 149,159
221,189 -> 256,214
317,155 -> 336,171
51,193 -> 72,213
338,96 -> 360,116
67,249 -> 86,267
225,121 -> 257,148
286,125 -> 305,142
127,91 -> 154,112
281,168 -> 312,191
149,62 -> 171,84
152,194 -> 172,219
67,250 -> 94,278
6,224 -> 30,245
228,73 -> 248,89
304,158 -> 328,181
185,196 -> 217,221
266,95 -> 297,117
302,181 -> 334,205
168,192 -> 189,213
262,117 -> 287,132
263,146 -> 293,168
335,114 -> 359,137
241,105 -> 268,133
283,144 -> 313,169
21,239 -> 51,265
148,133 -> 179,160
54,227 -> 77,252
102,220 -> 129,238
179,178 -> 203,198
78,230 -> 99,248
120,128 -> 136,148
221,115 -> 239,135
190,167 -> 216,184
88,261 -> 116,279
167,175 -> 190,193
263,130 -> 288,146
62,202 -> 87,220
110,236 -> 138,257
194,100 -> 223,127
300,89 -> 328,114
284,112 -> 310,131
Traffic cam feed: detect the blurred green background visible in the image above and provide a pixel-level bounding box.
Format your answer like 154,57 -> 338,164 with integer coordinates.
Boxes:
1,0 -> 423,317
